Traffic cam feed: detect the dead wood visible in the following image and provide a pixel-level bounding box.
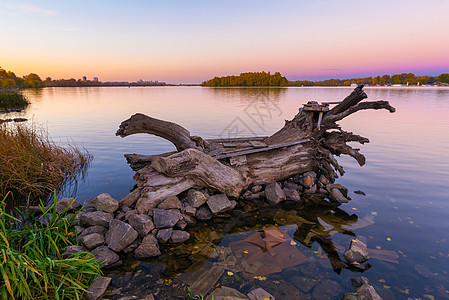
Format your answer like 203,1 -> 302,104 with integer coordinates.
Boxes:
116,85 -> 395,211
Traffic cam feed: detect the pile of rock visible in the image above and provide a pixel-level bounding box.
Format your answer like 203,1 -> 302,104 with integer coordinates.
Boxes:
62,169 -> 352,268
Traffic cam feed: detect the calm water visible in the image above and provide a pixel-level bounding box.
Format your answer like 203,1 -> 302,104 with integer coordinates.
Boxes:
18,86 -> 449,299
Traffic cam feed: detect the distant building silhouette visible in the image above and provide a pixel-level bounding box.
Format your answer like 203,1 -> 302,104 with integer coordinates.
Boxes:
82,76 -> 87,81
93,77 -> 99,82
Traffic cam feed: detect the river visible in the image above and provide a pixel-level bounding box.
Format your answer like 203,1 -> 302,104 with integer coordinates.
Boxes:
18,86 -> 449,299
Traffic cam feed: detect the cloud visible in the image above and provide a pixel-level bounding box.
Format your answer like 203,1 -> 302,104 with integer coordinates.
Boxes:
10,3 -> 57,15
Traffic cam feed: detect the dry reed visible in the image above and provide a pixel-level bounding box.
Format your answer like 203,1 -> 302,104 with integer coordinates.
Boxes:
0,122 -> 92,201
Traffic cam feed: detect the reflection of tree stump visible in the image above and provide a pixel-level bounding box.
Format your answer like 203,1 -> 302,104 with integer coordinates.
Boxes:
116,85 -> 395,213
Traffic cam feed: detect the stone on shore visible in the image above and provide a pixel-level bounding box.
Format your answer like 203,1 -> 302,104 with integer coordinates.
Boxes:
152,208 -> 181,228
80,211 -> 114,227
265,182 -> 286,205
156,228 -> 173,243
119,188 -> 141,208
158,195 -> 182,209
195,205 -> 213,221
186,189 -> 207,208
80,233 -> 105,250
91,193 -> 119,213
207,194 -> 234,214
128,214 -> 155,237
283,188 -> 301,202
56,197 -> 81,214
134,234 -> 161,258
85,276 -> 111,300
91,246 -> 120,268
79,225 -> 107,239
105,219 -> 138,252
170,230 -> 190,243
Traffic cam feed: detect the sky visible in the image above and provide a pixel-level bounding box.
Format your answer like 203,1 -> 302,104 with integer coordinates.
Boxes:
1,0 -> 448,84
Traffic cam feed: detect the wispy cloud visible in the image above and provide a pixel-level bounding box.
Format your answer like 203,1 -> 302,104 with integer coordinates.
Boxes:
9,3 -> 57,15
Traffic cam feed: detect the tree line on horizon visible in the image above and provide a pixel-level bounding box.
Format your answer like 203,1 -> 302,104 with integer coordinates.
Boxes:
202,72 -> 449,87
0,67 -> 167,89
201,71 -> 289,87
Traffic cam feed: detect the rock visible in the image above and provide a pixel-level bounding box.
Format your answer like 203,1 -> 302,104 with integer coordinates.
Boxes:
247,287 -> 275,300
91,246 -> 119,268
128,214 -> 155,237
125,209 -> 139,221
64,245 -> 87,254
80,233 -> 105,250
312,280 -> 344,300
85,276 -> 111,300
283,182 -> 299,190
182,213 -> 197,225
289,276 -> 316,293
305,184 -> 317,194
207,194 -> 234,214
105,220 -> 138,252
134,234 -> 161,258
74,225 -> 85,235
344,238 -> 369,264
330,188 -> 349,203
351,277 -> 370,288
56,197 -> 81,214
251,185 -> 263,193
176,219 -> 188,230
181,202 -> 197,216
283,188 -> 301,201
157,228 -> 173,243
80,211 -> 113,227
79,225 -> 107,239
122,239 -> 140,254
243,191 -> 260,201
158,195 -> 182,209
318,174 -> 331,186
210,286 -> 249,300
195,205 -> 213,221
152,208 -> 181,228
114,211 -> 125,221
82,197 -> 95,208
119,188 -> 141,208
341,277 -> 381,300
186,189 -> 207,208
170,230 -> 190,243
91,193 -> 119,213
265,182 -> 286,205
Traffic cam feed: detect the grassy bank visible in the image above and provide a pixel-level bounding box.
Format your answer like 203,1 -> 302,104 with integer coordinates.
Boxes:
0,122 -> 92,202
0,91 -> 29,110
0,194 -> 102,299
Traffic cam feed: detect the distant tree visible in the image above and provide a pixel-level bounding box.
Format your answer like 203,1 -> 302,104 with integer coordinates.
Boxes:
438,73 -> 449,83
24,73 -> 44,88
372,76 -> 380,85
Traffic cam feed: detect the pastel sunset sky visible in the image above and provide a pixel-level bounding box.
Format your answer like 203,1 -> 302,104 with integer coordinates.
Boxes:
1,0 -> 448,83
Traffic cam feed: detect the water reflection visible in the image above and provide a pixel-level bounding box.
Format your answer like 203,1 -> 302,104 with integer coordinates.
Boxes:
203,87 -> 288,103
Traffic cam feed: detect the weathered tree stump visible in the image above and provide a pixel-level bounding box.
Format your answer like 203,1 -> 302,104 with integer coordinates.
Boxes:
116,85 -> 395,213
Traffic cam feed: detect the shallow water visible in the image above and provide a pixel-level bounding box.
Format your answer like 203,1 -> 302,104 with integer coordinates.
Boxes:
17,86 -> 449,299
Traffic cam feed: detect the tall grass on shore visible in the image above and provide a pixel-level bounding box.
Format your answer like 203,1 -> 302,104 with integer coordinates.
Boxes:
0,122 -> 92,201
0,193 -> 102,299
0,91 -> 29,110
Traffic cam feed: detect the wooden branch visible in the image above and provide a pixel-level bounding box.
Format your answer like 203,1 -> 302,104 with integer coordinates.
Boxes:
116,113 -> 210,151
327,85 -> 367,115
323,100 -> 395,124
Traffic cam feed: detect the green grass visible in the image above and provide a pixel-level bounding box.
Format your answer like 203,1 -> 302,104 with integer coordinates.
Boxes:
0,122 -> 92,202
0,91 -> 29,110
0,192 -> 102,299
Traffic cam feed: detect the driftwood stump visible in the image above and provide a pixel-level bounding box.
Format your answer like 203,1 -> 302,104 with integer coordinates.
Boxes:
116,85 -> 395,213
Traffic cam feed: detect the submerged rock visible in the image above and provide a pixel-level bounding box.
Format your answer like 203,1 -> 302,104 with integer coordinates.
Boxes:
170,230 -> 190,243
85,276 -> 111,300
247,287 -> 275,300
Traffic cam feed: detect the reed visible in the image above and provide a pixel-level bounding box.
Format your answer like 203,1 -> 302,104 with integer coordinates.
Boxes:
0,91 -> 29,110
0,193 -> 102,299
0,122 -> 92,201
